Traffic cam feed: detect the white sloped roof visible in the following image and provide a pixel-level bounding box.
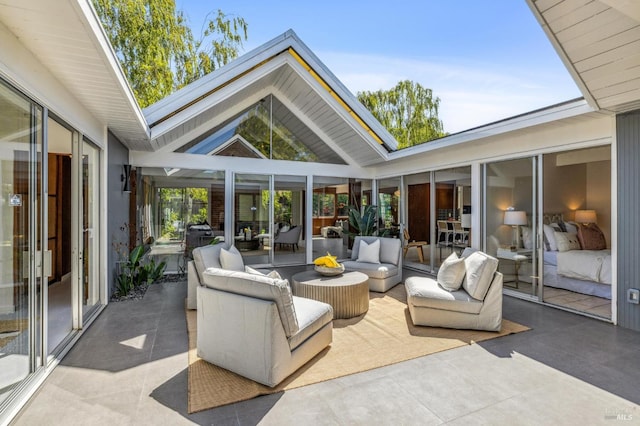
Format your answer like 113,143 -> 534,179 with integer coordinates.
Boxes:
143,30 -> 398,166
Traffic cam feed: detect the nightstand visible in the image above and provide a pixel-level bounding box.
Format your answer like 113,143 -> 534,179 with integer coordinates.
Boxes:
496,248 -> 532,288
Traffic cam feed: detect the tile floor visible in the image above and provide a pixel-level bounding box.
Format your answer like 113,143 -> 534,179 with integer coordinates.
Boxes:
12,270 -> 640,426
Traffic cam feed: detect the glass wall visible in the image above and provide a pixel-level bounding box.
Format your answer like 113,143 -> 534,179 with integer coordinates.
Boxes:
234,174 -> 270,265
483,158 -> 538,298
433,167 -> 472,269
273,175 -> 306,265
541,146 -> 611,319
377,177 -> 401,238
402,167 -> 472,272
46,118 -> 73,354
139,169 -> 226,273
0,80 -> 42,405
82,140 -> 101,318
312,177 -> 372,260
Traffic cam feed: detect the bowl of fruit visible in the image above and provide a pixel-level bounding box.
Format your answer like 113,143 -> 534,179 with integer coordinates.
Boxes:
313,252 -> 345,276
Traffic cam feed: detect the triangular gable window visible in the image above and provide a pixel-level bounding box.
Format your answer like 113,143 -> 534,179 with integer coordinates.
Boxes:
177,94 -> 347,164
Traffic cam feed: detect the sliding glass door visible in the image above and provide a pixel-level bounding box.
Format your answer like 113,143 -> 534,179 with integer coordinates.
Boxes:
483,157 -> 539,298
82,140 -> 100,318
0,80 -> 43,405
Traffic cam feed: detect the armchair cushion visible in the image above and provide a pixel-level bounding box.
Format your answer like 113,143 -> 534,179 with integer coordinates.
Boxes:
462,251 -> 499,301
288,296 -> 334,351
342,261 -> 398,279
438,252 -> 466,291
357,239 -> 380,264
405,277 -> 483,314
220,245 -> 245,271
202,268 -> 299,337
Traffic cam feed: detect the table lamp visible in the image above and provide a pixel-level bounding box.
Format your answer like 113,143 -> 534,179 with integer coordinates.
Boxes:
575,209 -> 597,225
504,209 -> 527,248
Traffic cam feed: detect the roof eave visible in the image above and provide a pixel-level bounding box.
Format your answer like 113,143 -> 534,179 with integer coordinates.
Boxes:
387,98 -> 598,160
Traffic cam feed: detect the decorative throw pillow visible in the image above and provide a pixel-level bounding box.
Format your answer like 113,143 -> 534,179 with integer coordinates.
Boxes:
357,239 -> 380,264
554,232 -> 581,252
462,251 -> 499,301
280,225 -> 290,233
543,224 -> 558,251
437,252 -> 466,291
577,223 -> 606,250
564,221 -> 578,235
244,265 -> 282,280
220,245 -> 245,271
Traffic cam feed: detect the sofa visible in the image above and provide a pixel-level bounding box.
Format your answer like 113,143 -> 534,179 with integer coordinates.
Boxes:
405,250 -> 503,331
343,236 -> 402,292
197,267 -> 333,387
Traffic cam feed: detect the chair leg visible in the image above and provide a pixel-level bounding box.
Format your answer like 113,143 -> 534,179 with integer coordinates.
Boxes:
417,246 -> 424,263
403,247 -> 408,258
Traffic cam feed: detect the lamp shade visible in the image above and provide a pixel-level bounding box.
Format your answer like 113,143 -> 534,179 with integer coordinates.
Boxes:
575,209 -> 597,224
504,210 -> 527,226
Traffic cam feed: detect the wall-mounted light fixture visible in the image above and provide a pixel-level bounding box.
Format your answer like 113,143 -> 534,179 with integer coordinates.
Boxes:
121,164 -> 132,193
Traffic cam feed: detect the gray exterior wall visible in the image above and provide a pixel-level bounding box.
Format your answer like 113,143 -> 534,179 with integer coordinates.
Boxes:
107,132 -> 130,297
617,109 -> 640,331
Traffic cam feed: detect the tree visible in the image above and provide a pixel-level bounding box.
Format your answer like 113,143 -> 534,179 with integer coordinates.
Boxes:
357,80 -> 446,149
93,0 -> 247,108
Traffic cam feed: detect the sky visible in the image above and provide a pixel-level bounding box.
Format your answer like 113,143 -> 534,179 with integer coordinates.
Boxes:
176,1 -> 582,134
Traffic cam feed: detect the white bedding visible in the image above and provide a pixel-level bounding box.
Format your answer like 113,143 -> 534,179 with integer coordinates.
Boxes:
556,249 -> 611,285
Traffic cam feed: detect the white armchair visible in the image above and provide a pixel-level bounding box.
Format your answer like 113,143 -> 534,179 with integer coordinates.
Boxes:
197,267 -> 333,387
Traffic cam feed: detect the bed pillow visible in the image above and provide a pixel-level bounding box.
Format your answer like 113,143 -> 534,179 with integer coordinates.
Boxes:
554,232 -> 581,252
437,252 -> 466,291
577,224 -> 606,250
220,245 -> 245,271
357,239 -> 380,264
564,221 -> 578,234
543,224 -> 558,251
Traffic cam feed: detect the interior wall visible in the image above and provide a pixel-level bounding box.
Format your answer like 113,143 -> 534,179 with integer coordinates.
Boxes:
586,161 -> 611,247
543,153 -> 587,216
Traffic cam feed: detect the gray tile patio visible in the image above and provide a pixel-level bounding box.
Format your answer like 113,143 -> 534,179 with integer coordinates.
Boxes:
12,270 -> 640,425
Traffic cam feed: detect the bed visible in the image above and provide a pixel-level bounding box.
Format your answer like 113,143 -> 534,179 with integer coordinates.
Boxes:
540,213 -> 611,300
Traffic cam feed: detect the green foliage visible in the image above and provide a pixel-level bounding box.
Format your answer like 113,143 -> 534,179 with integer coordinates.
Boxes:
93,0 -> 248,108
348,205 -> 378,236
115,244 -> 167,296
357,80 -> 446,149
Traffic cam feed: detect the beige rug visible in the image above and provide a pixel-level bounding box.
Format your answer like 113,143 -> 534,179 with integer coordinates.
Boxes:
187,285 -> 529,413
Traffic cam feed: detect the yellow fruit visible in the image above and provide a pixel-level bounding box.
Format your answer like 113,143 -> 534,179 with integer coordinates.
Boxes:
314,253 -> 340,268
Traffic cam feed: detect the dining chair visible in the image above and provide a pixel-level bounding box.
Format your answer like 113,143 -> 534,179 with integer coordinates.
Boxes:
402,228 -> 427,263
437,221 -> 452,246
452,221 -> 469,244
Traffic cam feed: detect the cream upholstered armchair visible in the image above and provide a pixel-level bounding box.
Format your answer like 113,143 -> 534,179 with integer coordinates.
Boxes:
405,250 -> 503,331
343,236 -> 402,292
197,267 -> 333,387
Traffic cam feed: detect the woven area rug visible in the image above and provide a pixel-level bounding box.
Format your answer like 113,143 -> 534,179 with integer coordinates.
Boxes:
187,284 -> 529,413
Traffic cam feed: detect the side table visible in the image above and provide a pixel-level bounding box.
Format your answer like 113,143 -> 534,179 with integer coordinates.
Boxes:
291,270 -> 369,319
